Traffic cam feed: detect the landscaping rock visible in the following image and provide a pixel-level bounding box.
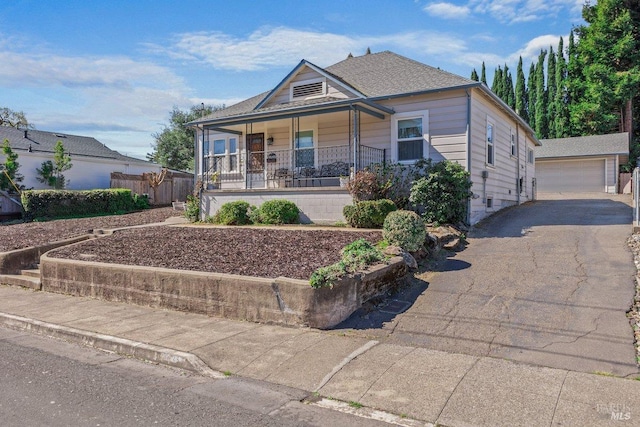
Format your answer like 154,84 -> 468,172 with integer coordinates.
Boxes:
383,245 -> 417,270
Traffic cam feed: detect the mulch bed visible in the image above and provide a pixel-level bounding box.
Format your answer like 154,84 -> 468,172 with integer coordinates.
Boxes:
49,227 -> 382,280
0,208 -> 181,252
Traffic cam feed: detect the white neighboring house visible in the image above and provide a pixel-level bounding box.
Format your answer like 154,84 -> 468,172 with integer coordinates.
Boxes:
189,51 -> 540,224
0,127 -> 162,190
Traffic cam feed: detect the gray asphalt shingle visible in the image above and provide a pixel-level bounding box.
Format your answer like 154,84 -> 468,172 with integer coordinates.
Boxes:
537,133 -> 629,158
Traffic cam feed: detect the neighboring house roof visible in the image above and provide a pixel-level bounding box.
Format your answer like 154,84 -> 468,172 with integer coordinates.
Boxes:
0,126 -> 155,165
536,133 -> 629,158
190,50 -> 538,143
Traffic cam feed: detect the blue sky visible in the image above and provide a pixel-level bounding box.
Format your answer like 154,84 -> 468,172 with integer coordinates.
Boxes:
0,0 -> 585,159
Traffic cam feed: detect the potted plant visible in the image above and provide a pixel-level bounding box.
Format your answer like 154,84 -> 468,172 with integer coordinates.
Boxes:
207,171 -> 220,189
339,175 -> 350,187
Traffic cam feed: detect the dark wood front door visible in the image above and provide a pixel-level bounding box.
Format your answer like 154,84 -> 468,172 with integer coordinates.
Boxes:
247,133 -> 264,172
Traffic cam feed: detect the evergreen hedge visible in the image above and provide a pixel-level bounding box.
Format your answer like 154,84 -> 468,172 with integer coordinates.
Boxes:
21,188 -> 144,220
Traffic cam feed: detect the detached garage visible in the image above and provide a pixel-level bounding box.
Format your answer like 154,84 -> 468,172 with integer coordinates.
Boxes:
536,133 -> 629,193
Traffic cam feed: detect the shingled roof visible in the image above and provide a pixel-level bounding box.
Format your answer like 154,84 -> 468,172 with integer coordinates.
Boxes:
0,126 -> 152,164
325,51 -> 474,98
195,51 -> 477,123
537,133 -> 629,158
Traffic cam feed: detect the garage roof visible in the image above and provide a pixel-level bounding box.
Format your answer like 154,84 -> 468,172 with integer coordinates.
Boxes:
537,133 -> 629,159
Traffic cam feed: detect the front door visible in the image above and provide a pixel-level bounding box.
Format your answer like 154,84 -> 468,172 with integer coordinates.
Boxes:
247,133 -> 265,173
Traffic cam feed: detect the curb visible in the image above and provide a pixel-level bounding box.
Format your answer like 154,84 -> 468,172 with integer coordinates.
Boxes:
0,311 -> 226,379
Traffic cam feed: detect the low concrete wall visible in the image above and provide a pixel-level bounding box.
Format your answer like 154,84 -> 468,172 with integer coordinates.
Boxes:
40,254 -> 407,329
0,235 -> 92,274
201,188 -> 353,224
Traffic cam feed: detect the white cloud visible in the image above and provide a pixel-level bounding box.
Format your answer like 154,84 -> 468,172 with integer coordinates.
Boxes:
469,0 -> 583,24
510,34 -> 566,63
423,2 -> 471,19
149,27 -> 469,72
145,27 -> 362,71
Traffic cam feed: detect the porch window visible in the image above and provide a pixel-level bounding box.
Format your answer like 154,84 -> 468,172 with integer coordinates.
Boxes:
213,139 -> 225,172
229,138 -> 238,171
295,130 -> 314,168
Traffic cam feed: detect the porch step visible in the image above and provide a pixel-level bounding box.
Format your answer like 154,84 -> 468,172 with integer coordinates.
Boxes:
20,269 -> 41,278
0,274 -> 41,290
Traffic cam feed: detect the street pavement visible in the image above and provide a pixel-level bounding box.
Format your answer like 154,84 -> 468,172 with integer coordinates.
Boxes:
1,193 -> 640,426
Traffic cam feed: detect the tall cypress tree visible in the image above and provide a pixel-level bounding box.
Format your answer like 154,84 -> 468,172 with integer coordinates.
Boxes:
534,50 -> 548,138
570,0 -> 640,138
515,56 -> 528,122
546,46 -> 557,138
480,62 -> 487,85
470,69 -> 479,81
527,62 -> 537,133
504,65 -> 516,109
554,37 -> 570,138
492,66 -> 504,98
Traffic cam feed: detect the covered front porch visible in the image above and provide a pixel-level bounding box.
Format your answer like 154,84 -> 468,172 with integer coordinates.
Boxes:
196,101 -> 392,191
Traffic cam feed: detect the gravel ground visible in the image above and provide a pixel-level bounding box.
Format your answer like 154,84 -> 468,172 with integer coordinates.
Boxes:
49,227 -> 382,280
0,208 -> 181,252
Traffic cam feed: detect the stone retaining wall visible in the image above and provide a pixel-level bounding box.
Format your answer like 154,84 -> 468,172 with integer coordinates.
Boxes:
40,254 -> 407,329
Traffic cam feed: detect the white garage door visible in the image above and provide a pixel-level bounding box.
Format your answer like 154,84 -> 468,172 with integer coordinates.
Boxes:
537,159 -> 605,192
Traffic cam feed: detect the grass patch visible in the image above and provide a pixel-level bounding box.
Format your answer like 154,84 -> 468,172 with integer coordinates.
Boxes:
348,401 -> 363,409
593,371 -> 615,377
223,370 -> 232,377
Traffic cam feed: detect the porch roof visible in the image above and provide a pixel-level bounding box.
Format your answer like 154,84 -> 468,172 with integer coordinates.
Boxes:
198,97 -> 394,129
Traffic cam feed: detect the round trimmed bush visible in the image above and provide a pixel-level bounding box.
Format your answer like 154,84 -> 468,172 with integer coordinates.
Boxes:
213,200 -> 251,225
343,199 -> 397,228
252,199 -> 300,224
382,210 -> 426,252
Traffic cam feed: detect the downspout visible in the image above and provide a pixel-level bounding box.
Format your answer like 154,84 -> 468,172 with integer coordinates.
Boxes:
516,124 -> 521,205
195,125 -> 204,221
465,89 -> 472,225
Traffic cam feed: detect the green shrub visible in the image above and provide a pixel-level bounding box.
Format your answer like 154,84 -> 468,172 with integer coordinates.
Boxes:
382,210 -> 426,252
251,199 -> 300,224
309,238 -> 385,288
409,160 -> 472,225
343,199 -> 397,228
21,188 -> 139,220
132,193 -> 150,210
213,200 -> 251,225
346,160 -> 432,209
184,195 -> 200,223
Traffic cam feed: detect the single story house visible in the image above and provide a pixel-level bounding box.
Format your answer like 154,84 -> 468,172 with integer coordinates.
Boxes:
536,133 -> 629,193
189,51 -> 540,224
0,126 -> 161,191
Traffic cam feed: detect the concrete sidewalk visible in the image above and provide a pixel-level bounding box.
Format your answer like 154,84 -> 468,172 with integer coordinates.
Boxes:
1,285 -> 639,426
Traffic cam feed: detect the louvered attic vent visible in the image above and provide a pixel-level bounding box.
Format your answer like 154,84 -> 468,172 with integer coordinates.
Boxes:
292,81 -> 324,99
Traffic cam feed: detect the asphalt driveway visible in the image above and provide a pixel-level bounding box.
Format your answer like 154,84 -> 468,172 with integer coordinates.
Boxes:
341,193 -> 639,377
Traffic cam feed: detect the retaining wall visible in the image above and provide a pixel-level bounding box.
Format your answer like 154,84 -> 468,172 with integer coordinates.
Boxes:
40,254 -> 407,329
0,235 -> 92,274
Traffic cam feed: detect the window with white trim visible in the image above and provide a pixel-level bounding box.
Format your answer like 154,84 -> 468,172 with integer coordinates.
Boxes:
229,137 -> 238,171
510,130 -> 516,157
295,130 -> 314,168
486,120 -> 495,166
393,111 -> 429,163
528,148 -> 534,164
204,136 -> 239,173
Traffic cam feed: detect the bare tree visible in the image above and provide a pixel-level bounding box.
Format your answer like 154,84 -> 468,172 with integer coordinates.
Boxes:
146,168 -> 168,205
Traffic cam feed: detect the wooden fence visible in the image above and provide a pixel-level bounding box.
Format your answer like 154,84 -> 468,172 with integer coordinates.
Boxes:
110,171 -> 193,205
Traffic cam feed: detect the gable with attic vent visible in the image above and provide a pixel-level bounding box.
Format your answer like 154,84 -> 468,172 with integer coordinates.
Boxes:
290,78 -> 326,100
